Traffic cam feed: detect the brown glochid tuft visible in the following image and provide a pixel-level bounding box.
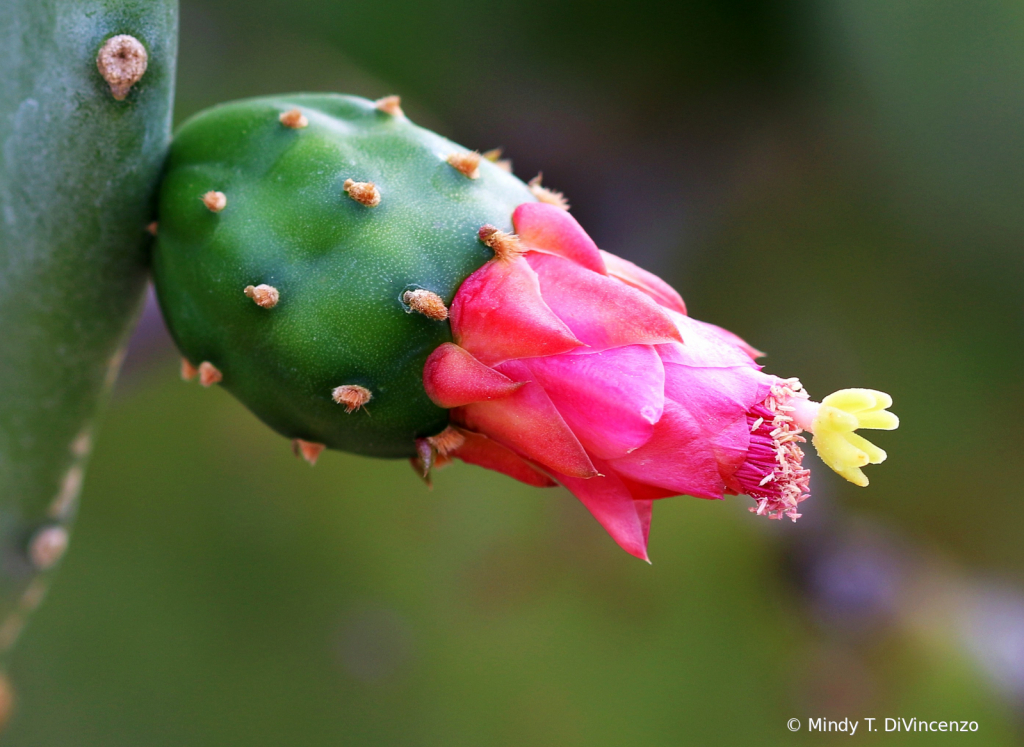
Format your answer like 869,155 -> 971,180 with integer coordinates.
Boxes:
292,439 -> 326,466
402,289 -> 448,321
180,358 -> 198,381
343,178 -> 381,207
198,361 -> 222,387
427,426 -> 466,456
279,109 -> 309,129
375,95 -> 404,117
447,151 -> 481,179
332,384 -> 372,413
244,284 -> 280,309
482,148 -> 513,173
478,224 -> 524,262
528,173 -> 570,211
29,526 -> 69,570
96,35 -> 148,100
202,191 -> 227,212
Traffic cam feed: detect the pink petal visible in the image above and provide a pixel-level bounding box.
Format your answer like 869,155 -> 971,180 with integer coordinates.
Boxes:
608,400 -> 726,500
635,499 -> 653,548
524,345 -> 664,460
513,202 -> 607,274
456,359 -> 597,479
450,257 -> 582,366
655,310 -> 760,369
619,477 -> 678,501
556,464 -> 652,561
599,249 -> 687,314
423,343 -> 523,408
662,362 -> 770,480
450,429 -> 556,487
526,252 -> 682,351
696,320 -> 765,360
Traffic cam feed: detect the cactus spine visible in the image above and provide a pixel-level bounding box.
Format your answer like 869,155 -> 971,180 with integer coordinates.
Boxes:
0,0 -> 178,653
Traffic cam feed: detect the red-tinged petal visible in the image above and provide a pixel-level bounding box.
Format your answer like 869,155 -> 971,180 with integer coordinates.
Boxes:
449,428 -> 556,487
524,345 -> 664,460
620,476 -> 678,501
526,252 -> 682,350
450,256 -> 582,366
656,310 -> 760,369
635,499 -> 653,548
456,359 -> 597,479
513,202 -> 607,274
662,362 -> 771,480
696,320 -> 765,360
423,343 -> 522,408
599,249 -> 687,315
556,465 -> 651,561
608,400 -> 727,500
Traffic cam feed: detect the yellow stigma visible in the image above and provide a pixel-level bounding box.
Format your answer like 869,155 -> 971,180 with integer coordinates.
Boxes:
810,388 -> 898,487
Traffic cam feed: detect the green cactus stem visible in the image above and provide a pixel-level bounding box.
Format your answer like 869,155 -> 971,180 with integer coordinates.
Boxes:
0,0 -> 178,653
153,94 -> 535,459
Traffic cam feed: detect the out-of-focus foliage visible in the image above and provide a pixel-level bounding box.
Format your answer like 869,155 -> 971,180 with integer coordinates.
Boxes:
5,377 -> 1015,745
5,0 -> 1024,743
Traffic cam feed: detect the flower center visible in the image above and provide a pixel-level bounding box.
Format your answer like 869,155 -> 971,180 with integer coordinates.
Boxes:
734,378 -> 811,522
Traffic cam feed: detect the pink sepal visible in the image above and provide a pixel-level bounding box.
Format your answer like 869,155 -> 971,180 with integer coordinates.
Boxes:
423,343 -> 523,408
556,460 -> 652,561
456,360 -> 598,479
599,250 -> 687,314
662,362 -> 768,481
526,252 -> 682,351
696,320 -> 765,361
451,429 -> 556,487
451,257 -> 582,366
524,345 -> 664,460
513,202 -> 607,274
619,477 -> 678,501
636,499 -> 653,549
656,310 -> 759,369
608,400 -> 726,500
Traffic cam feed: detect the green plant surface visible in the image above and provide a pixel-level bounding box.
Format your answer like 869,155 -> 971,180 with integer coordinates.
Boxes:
0,0 -> 178,646
153,94 -> 534,458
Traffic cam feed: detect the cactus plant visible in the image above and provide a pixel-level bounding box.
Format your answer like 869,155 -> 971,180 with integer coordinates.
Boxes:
0,0 -> 178,654
153,93 -> 898,560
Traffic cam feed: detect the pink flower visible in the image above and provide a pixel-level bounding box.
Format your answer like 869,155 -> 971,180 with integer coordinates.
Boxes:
421,203 -> 897,560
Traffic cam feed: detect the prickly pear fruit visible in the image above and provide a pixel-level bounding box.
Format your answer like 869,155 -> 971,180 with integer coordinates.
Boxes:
0,0 -> 177,652
152,95 -> 534,458
154,93 -> 899,562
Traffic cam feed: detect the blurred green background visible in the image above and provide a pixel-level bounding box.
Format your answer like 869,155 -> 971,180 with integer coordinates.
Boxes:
5,0 -> 1024,743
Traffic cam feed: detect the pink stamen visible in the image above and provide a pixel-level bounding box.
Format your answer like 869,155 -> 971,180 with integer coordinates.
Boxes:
734,379 -> 811,522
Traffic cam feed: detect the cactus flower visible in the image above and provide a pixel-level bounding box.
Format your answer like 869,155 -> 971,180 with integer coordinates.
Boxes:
422,203 -> 898,560
152,94 -> 897,562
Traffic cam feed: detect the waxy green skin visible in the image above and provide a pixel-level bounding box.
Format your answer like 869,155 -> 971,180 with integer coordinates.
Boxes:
0,0 -> 177,642
154,95 -> 535,458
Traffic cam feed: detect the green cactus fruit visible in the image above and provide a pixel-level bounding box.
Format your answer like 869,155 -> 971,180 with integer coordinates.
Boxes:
152,94 -> 535,459
0,0 -> 178,652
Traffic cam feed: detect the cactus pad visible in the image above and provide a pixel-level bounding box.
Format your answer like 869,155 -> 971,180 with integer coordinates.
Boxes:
153,94 -> 535,458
